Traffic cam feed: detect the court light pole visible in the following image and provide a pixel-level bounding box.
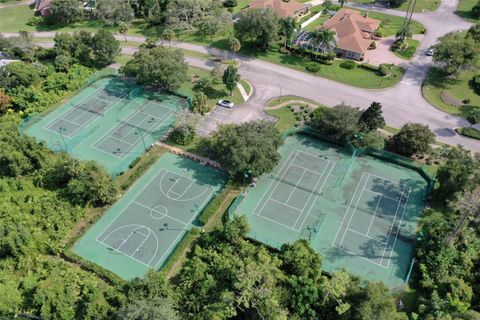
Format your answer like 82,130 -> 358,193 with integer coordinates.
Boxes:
135,130 -> 147,151
58,127 -> 68,153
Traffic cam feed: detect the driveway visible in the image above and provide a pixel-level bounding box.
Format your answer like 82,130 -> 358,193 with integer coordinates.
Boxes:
363,36 -> 416,67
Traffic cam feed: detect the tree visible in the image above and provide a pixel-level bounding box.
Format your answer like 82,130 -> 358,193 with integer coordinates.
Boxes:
120,46 -> 189,90
396,22 -> 413,44
435,146 -> 480,201
50,0 -> 83,24
222,65 -> 240,96
223,0 -> 238,8
0,89 -> 12,113
466,108 -> 480,128
234,8 -> 280,50
389,123 -> 435,156
446,186 -> 480,244
162,28 -> 176,48
339,0 -> 348,8
228,37 -> 241,62
118,22 -> 130,43
207,121 -> 283,180
191,91 -> 209,115
323,0 -> 333,10
309,29 -> 337,52
311,103 -> 362,144
467,23 -> 480,42
353,131 -> 385,149
93,0 -> 134,25
279,17 -> 297,49
358,101 -> 386,132
0,61 -> 43,90
117,297 -> 180,320
195,15 -> 225,42
193,77 -> 213,94
434,34 -> 479,75
90,30 -> 121,67
472,0 -> 480,19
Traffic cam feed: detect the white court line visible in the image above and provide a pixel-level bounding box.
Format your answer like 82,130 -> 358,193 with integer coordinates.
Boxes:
290,163 -> 326,176
254,150 -> 298,216
368,172 -> 410,189
44,86 -> 104,130
347,227 -> 387,245
158,170 -> 210,202
254,210 -> 300,232
108,135 -> 134,146
132,200 -> 189,225
96,224 -> 160,268
153,186 -> 215,269
169,179 -> 195,200
45,117 -> 82,136
365,189 -> 401,203
335,245 -> 389,269
385,187 -> 412,268
338,174 -> 370,248
293,160 -> 334,231
332,171 -> 366,247
365,194 -> 383,236
269,198 -> 302,212
284,167 -> 307,204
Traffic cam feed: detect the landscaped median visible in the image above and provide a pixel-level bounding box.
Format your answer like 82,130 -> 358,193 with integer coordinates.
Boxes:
455,127 -> 480,140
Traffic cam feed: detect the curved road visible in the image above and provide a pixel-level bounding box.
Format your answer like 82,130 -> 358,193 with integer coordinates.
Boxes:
1,0 -> 478,150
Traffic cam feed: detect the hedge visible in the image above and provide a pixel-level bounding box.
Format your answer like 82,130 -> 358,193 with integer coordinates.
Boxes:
198,187 -> 235,226
455,127 -> 480,140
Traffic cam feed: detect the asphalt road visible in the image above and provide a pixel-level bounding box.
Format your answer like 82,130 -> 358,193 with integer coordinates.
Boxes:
2,0 -> 478,150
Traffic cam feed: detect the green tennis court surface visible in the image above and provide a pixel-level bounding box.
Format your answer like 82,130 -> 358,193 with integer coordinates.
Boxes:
73,152 -> 225,279
234,133 -> 429,289
22,76 -> 188,175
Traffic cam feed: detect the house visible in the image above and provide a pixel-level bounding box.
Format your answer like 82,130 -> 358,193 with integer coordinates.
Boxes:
322,8 -> 381,60
34,0 -> 52,17
248,0 -> 310,19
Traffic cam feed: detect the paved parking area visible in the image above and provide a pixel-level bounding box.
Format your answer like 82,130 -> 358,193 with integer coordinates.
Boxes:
197,106 -> 233,136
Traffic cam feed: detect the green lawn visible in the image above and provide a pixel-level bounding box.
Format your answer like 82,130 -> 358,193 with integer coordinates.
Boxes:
456,0 -> 478,21
232,0 -> 255,13
239,79 -> 252,96
348,0 -> 439,12
360,10 -> 425,37
303,14 -> 331,32
422,67 -> 480,117
393,39 -> 419,60
245,46 -> 404,89
266,107 -> 298,131
177,66 -> 244,107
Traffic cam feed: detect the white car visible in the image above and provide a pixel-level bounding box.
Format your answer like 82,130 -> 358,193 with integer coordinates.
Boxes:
426,48 -> 436,56
217,99 -> 234,108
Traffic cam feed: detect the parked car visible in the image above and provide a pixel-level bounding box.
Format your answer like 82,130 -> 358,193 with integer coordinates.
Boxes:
217,99 -> 234,108
426,48 -> 436,56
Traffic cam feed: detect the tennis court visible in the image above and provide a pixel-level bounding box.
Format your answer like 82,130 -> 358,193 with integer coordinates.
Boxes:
332,172 -> 411,268
73,152 -> 225,279
254,150 -> 334,232
45,85 -> 128,138
233,133 -> 429,288
94,101 -> 174,158
22,76 -> 187,175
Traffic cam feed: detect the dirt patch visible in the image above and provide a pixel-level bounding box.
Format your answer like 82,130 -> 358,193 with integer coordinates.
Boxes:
440,90 -> 463,107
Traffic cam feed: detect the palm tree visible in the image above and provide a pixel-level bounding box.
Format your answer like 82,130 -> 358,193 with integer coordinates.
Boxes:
309,29 -> 337,53
395,22 -> 412,45
280,17 -> 297,49
228,37 -> 241,62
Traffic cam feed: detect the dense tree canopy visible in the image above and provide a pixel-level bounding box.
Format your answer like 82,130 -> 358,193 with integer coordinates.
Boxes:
235,8 -> 280,50
311,103 -> 362,144
434,33 -> 479,75
50,0 -> 84,24
206,121 -> 283,180
389,123 -> 435,156
120,46 -> 189,90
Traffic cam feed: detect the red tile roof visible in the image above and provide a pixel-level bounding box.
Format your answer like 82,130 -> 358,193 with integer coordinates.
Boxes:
248,0 -> 308,18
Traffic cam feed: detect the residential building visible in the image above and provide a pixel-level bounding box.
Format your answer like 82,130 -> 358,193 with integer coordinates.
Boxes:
323,8 -> 381,60
34,0 -> 52,17
248,0 -> 310,19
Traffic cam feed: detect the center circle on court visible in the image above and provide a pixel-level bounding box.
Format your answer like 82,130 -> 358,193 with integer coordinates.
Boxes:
150,205 -> 168,220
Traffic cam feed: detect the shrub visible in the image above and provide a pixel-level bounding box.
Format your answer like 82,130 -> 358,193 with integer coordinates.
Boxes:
278,47 -> 290,54
375,29 -> 383,37
223,0 -> 237,7
378,64 -> 390,76
128,157 -> 142,169
472,74 -> 480,94
27,16 -> 44,26
359,63 -> 378,72
369,41 -> 376,49
305,62 -> 320,73
340,60 -> 356,69
168,125 -> 196,145
463,98 -> 471,104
